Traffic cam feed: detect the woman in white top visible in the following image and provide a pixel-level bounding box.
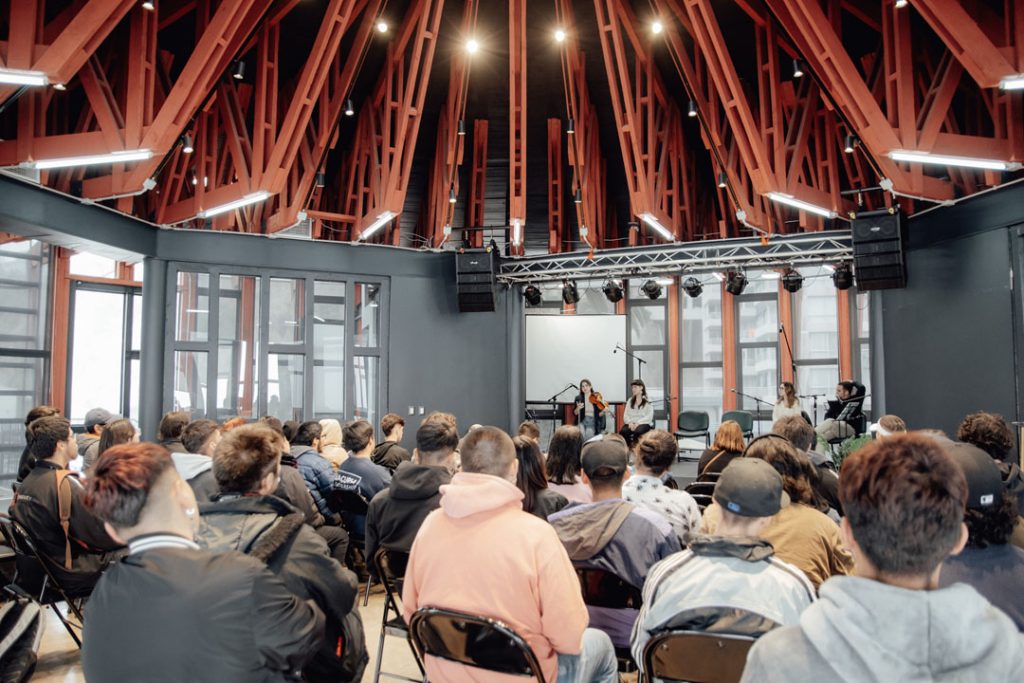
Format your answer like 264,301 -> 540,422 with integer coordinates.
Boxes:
619,379 -> 655,447
772,381 -> 803,422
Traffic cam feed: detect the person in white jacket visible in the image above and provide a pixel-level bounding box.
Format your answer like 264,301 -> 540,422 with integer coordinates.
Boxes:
619,379 -> 655,448
771,381 -> 803,422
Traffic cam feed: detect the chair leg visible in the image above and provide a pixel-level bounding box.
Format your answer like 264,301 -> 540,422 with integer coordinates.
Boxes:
52,603 -> 82,648
372,611 -> 388,683
363,574 -> 373,607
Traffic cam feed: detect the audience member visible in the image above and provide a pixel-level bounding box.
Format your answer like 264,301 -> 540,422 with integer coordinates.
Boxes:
958,411 -> 1024,511
698,420 -> 745,477
317,418 -> 347,468
81,443 -> 324,681
338,421 -> 392,536
292,421 -> 347,520
773,415 -> 842,514
259,415 -> 284,434
365,419 -> 458,563
10,416 -> 121,596
632,458 -> 815,671
173,419 -> 221,503
619,379 -> 655,447
938,442 -> 1024,630
549,438 -> 680,648
198,426 -> 365,681
741,434 -> 1024,681
517,420 -> 541,443
815,381 -> 863,442
546,425 -> 592,503
157,411 -> 190,454
16,404 -> 60,482
372,413 -> 411,472
622,429 -> 700,544
403,426 -> 617,683
282,419 -> 300,443
513,436 -> 568,519
422,411 -> 458,429
869,413 -> 907,439
702,435 -> 853,588
772,381 -> 802,422
80,407 -> 116,467
93,417 -> 138,463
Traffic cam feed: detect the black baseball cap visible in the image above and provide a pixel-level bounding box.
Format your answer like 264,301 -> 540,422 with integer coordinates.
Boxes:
581,439 -> 629,479
943,442 -> 1003,509
714,459 -> 790,518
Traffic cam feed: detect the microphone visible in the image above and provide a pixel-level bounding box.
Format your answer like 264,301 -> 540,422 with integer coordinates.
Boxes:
778,323 -> 785,333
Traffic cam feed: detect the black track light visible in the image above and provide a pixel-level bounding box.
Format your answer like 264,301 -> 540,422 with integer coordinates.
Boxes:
181,133 -> 194,155
458,119 -> 466,136
449,187 -> 457,204
641,279 -> 663,300
602,280 -> 624,303
792,58 -> 804,79
232,61 -> 245,80
315,171 -> 325,188
725,271 -> 748,296
688,100 -> 698,118
717,171 -> 727,188
524,284 -> 542,306
574,188 -> 582,204
781,268 -> 804,293
832,263 -> 854,290
682,276 -> 703,298
844,135 -> 859,154
567,118 -> 575,135
562,280 -> 580,305
344,98 -> 355,117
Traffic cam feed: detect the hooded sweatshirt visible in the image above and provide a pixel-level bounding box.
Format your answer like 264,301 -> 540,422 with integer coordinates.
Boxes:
364,461 -> 450,563
317,419 -> 347,468
402,472 -> 589,683
740,576 -> 1024,682
171,452 -> 220,504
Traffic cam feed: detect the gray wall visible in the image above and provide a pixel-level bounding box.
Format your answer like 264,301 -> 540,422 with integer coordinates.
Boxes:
879,182 -> 1024,443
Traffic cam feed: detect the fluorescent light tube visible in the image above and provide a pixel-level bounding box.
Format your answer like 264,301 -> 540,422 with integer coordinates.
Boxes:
655,277 -> 674,286
26,149 -> 153,170
761,271 -> 781,280
199,191 -> 271,218
888,150 -> 1021,171
1000,75 -> 1024,91
712,272 -> 726,282
511,218 -> 523,245
0,69 -> 48,87
638,212 -> 675,241
766,192 -> 837,218
359,211 -> 397,240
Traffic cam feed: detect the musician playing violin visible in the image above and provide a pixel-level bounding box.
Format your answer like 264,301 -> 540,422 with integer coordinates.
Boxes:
573,379 -> 606,440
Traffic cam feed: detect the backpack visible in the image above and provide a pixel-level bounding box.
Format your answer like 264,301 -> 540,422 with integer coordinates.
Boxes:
0,587 -> 43,683
250,514 -> 368,683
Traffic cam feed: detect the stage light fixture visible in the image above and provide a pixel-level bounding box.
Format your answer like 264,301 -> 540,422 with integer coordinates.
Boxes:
466,39 -> 480,54
781,268 -> 804,293
844,135 -> 858,154
832,263 -> 854,290
524,285 -> 543,306
641,279 -> 663,300
232,61 -> 246,81
717,171 -> 727,188
682,276 -> 703,298
457,119 -> 466,136
792,59 -> 804,79
602,280 -> 624,303
181,133 -> 194,155
651,20 -> 664,35
555,28 -> 567,43
725,271 -> 748,296
448,187 -> 457,204
888,149 -> 1021,171
574,188 -> 582,204
687,100 -> 697,118
376,20 -> 389,33
761,271 -> 781,280
0,68 -> 48,87
566,118 -> 575,135
344,98 -> 355,117
562,280 -> 580,305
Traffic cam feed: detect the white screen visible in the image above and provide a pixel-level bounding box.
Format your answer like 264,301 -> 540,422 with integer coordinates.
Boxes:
525,315 -> 628,403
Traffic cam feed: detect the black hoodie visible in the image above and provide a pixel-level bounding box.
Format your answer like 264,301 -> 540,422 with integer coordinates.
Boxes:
364,461 -> 451,563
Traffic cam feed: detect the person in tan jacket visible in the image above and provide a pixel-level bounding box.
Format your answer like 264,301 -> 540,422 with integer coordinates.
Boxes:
403,426 -> 617,683
317,419 -> 347,468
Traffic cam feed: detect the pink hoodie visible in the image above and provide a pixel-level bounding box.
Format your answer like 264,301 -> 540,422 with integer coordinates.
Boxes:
403,472 -> 589,682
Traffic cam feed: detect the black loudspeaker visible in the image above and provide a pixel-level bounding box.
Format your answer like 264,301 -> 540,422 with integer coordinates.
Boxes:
851,209 -> 907,291
456,250 -> 497,312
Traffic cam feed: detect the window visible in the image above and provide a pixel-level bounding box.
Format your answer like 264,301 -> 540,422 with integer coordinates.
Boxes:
854,291 -> 872,413
680,281 -> 723,425
792,267 -> 840,423
627,280 -> 668,427
735,286 -> 778,432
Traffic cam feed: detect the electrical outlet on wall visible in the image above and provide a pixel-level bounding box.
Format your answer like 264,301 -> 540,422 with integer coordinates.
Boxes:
418,406 -> 425,415
408,406 -> 415,415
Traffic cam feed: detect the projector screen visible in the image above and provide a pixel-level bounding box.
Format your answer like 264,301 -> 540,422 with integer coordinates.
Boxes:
525,315 -> 628,404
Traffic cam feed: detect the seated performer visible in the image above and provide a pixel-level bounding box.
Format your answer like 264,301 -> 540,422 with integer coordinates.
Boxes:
619,379 -> 654,448
574,379 -> 607,440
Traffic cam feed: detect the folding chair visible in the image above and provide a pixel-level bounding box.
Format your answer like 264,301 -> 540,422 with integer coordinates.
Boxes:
641,630 -> 757,683
689,493 -> 714,512
334,490 -> 373,605
675,412 -> 711,460
409,607 -> 546,681
684,481 -> 716,498
721,411 -> 754,440
575,567 -> 642,673
695,470 -> 721,484
0,513 -> 85,647
370,548 -> 424,683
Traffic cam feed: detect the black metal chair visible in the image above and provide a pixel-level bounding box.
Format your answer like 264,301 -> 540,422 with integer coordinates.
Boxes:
684,481 -> 716,498
0,513 -> 85,647
674,411 -> 711,460
574,567 -> 642,673
688,493 -> 714,512
641,630 -> 757,683
370,548 -> 424,683
409,607 -> 546,681
334,489 -> 373,605
721,411 -> 754,440
695,470 -> 721,484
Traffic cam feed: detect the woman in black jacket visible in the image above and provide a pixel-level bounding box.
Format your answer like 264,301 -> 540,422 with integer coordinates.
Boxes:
81,442 -> 324,683
513,436 -> 568,520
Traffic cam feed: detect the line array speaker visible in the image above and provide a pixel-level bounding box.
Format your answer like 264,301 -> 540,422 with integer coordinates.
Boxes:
851,209 -> 907,291
456,250 -> 497,312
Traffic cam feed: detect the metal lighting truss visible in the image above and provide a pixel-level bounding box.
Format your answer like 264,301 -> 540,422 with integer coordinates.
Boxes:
497,230 -> 852,285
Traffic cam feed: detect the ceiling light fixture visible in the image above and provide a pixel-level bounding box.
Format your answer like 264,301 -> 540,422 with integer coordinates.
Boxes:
894,0 -> 908,8
141,1 -> 156,10
0,68 -> 48,87
717,171 -> 727,188
574,188 -> 582,204
511,218 -> 523,245
792,58 -> 804,79
888,149 -> 1022,171
641,279 -> 663,300
52,82 -> 66,91
767,191 -> 837,218
181,133 -> 194,155
232,61 -> 245,81
25,149 -> 153,170
344,98 -> 355,117
651,20 -> 664,35
682,276 -> 703,298
315,171 -> 325,188
566,118 -> 575,135
457,119 -> 466,136
725,271 -> 748,296
832,263 -> 854,290
639,212 -> 675,242
524,285 -> 543,306
562,280 -> 580,305
359,210 -> 397,240
844,135 -> 858,154
376,20 -> 389,33
687,100 -> 698,118
466,39 -> 480,54
199,191 -> 271,218
555,28 -> 567,43
449,187 -> 457,204
781,268 -> 804,293
602,280 -> 624,303
999,74 -> 1024,90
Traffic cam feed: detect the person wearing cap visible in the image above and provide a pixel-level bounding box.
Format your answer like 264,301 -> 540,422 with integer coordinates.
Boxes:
741,434 -> 1024,682
548,438 -> 681,649
956,411 -> 1024,549
78,407 -> 115,460
630,458 -> 815,672
403,426 -> 617,683
938,442 -> 1024,630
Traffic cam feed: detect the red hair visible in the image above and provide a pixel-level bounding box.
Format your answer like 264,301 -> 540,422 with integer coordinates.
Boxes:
84,443 -> 174,528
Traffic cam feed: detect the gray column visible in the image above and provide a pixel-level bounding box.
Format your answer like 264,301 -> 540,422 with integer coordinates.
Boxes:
139,257 -> 168,440
869,290 -> 885,417
507,290 -> 524,432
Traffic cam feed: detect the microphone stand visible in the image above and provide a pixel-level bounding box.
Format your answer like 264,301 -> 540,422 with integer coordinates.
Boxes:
614,344 -> 646,380
798,393 -> 828,428
547,384 -> 578,438
779,323 -> 797,388
732,389 -> 771,435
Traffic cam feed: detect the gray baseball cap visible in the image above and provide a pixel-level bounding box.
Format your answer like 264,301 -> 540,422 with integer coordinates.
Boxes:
84,407 -> 115,431
713,458 -> 790,517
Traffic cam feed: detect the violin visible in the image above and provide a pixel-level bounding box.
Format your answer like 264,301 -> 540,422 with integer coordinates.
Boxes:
589,391 -> 609,412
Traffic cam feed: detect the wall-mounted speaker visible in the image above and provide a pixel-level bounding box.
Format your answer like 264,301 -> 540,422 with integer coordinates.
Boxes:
456,250 -> 497,312
852,209 -> 907,291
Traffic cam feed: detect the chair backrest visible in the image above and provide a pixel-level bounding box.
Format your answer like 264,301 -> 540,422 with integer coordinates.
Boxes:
689,493 -> 714,512
643,630 -> 757,683
684,481 -> 716,498
335,489 -> 369,515
574,567 -> 642,610
695,470 -> 721,484
721,411 -> 754,433
372,547 -> 410,607
678,411 -> 710,432
0,514 -> 59,601
409,607 -> 546,680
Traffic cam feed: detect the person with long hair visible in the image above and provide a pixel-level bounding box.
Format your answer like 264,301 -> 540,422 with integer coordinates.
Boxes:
513,436 -> 568,519
772,381 -> 802,422
573,379 -> 606,440
89,418 -> 139,471
698,421 -> 746,477
702,434 -> 853,589
545,425 -> 592,503
80,442 -> 324,681
619,379 -> 654,447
